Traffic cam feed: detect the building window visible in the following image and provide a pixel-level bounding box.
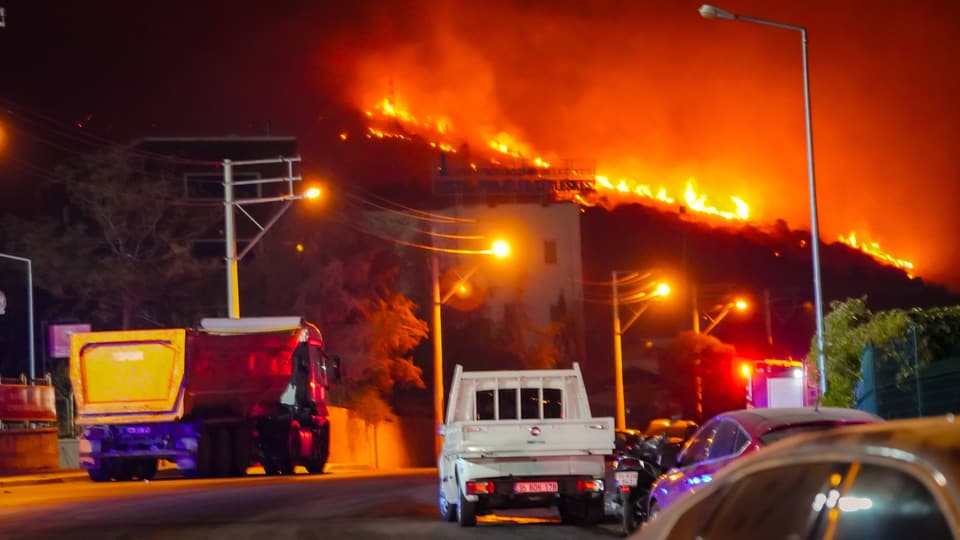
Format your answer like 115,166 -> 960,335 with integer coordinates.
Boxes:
544,240 -> 557,265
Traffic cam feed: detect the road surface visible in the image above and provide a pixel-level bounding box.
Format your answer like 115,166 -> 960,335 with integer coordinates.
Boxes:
0,469 -> 625,539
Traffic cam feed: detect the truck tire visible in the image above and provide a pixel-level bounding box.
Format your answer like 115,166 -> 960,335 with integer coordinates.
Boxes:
583,498 -> 603,526
231,425 -> 251,477
305,424 -> 329,474
87,464 -> 111,483
137,459 -> 159,481
456,483 -> 477,527
438,485 -> 457,522
114,461 -> 134,481
185,426 -> 214,478
214,427 -> 233,478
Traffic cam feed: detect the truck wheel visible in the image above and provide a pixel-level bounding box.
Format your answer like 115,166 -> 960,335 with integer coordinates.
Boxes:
185,426 -> 214,478
137,459 -> 159,481
87,464 -> 111,483
305,424 -> 329,474
231,425 -> 251,477
583,498 -> 603,526
456,483 -> 477,527
438,485 -> 457,522
214,427 -> 234,478
558,499 -> 580,525
113,461 -> 134,481
282,425 -> 299,475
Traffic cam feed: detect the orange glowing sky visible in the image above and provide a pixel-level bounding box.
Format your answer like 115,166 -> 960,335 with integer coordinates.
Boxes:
327,0 -> 960,288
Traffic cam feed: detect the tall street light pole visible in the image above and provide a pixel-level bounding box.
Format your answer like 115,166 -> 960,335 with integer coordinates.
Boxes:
222,156 -> 320,318
699,4 -> 827,397
611,273 -> 669,430
0,253 -> 35,380
432,240 -> 510,454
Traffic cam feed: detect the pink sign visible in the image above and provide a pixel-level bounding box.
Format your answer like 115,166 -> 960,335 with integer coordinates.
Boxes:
48,323 -> 91,358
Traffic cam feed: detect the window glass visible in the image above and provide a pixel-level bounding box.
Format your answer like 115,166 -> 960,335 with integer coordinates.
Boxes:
708,420 -> 740,460
520,388 -> 540,419
732,425 -> 750,455
680,420 -> 718,466
498,389 -> 518,419
699,462 -> 842,539
475,390 -> 495,420
818,463 -> 952,540
543,388 -> 563,418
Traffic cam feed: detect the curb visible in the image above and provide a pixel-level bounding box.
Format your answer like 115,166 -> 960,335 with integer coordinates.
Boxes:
0,470 -> 89,488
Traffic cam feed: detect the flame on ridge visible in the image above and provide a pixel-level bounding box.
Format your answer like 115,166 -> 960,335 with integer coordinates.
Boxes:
838,232 -> 915,276
361,96 -> 914,274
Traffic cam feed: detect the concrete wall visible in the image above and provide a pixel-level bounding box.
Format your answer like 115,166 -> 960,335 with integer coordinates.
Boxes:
0,428 -> 59,474
12,408 -> 434,475
327,407 -> 434,470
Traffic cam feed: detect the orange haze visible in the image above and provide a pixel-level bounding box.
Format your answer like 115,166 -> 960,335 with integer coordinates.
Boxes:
328,0 -> 960,288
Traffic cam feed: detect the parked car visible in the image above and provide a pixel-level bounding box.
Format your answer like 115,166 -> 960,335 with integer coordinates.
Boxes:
632,415 -> 960,539
647,407 -> 882,518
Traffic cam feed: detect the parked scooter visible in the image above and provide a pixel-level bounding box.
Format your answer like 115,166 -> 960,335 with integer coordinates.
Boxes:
610,435 -> 665,535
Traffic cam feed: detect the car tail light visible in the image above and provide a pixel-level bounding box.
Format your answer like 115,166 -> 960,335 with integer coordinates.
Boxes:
466,481 -> 494,494
577,479 -> 604,492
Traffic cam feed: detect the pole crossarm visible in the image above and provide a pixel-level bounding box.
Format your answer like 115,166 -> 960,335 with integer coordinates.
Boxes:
222,155 -> 304,319
620,303 -> 650,335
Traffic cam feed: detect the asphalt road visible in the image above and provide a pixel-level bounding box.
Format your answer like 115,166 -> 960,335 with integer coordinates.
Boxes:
0,469 -> 626,540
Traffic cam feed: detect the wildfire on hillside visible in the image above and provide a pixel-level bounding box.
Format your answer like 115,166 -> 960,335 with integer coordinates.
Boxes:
837,232 -> 915,277
360,96 -> 915,276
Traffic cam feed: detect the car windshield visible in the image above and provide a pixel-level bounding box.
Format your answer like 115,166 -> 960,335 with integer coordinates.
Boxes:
759,422 -> 864,445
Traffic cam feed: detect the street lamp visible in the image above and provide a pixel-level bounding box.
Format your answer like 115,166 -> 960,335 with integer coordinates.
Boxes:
700,297 -> 749,336
222,156 -> 320,318
432,239 -> 511,453
698,4 -> 827,397
611,272 -> 670,430
0,253 -> 35,380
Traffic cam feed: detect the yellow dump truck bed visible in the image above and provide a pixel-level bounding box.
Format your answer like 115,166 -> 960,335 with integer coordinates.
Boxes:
71,329 -> 187,425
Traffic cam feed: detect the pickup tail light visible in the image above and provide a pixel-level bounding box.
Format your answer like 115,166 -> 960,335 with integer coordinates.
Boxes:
466,481 -> 494,495
577,479 -> 604,492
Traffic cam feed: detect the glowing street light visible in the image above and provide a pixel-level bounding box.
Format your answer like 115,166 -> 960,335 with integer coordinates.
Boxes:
734,299 -> 748,311
611,272 -> 671,429
698,4 -> 827,398
303,186 -> 322,200
432,239 -> 512,453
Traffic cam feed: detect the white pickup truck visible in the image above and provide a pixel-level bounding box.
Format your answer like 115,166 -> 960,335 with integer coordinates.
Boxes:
437,363 -> 615,527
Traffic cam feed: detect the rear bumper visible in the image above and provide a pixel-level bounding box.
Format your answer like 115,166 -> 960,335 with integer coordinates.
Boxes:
466,475 -> 604,510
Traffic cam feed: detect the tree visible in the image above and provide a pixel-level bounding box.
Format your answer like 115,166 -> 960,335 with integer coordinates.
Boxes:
660,331 -> 739,421
811,297 -> 960,407
245,214 -> 429,423
1,146 -> 218,329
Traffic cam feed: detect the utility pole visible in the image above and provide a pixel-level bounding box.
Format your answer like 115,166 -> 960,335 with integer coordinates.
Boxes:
221,156 -> 311,319
764,288 -> 774,347
1,7 -> 7,29
431,252 -> 444,456
612,271 -> 625,430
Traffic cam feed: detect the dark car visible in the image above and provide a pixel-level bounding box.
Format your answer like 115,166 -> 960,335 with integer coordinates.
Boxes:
633,415 -> 960,540
647,407 -> 882,517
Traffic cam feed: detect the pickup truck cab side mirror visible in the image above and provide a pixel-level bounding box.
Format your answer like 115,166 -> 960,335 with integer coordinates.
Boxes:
438,424 -> 446,436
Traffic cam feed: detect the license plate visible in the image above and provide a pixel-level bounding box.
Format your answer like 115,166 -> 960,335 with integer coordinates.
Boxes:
615,471 -> 639,487
514,481 -> 559,493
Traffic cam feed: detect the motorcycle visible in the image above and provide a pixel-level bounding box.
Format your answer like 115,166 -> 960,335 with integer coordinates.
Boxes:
610,436 -> 665,535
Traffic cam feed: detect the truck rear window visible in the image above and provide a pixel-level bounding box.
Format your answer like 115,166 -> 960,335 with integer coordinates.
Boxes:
475,388 -> 563,420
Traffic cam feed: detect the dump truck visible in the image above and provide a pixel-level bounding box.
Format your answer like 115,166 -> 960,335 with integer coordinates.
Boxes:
70,316 -> 341,482
437,363 -> 615,527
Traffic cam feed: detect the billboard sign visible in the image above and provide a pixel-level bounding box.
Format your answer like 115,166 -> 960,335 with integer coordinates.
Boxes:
49,323 -> 92,359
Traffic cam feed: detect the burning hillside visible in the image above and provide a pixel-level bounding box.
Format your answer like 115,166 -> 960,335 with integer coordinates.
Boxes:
354,95 -> 915,276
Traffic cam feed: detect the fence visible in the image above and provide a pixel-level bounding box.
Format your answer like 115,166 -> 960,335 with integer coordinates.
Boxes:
857,342 -> 960,419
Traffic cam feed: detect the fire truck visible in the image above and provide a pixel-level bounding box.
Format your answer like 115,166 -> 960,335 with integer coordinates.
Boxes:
741,358 -> 818,409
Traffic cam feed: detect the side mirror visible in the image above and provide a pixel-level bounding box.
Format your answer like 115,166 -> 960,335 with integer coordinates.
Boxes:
438,424 -> 446,436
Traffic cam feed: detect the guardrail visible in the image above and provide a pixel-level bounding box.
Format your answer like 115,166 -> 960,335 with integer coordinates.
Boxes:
0,374 -> 57,430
